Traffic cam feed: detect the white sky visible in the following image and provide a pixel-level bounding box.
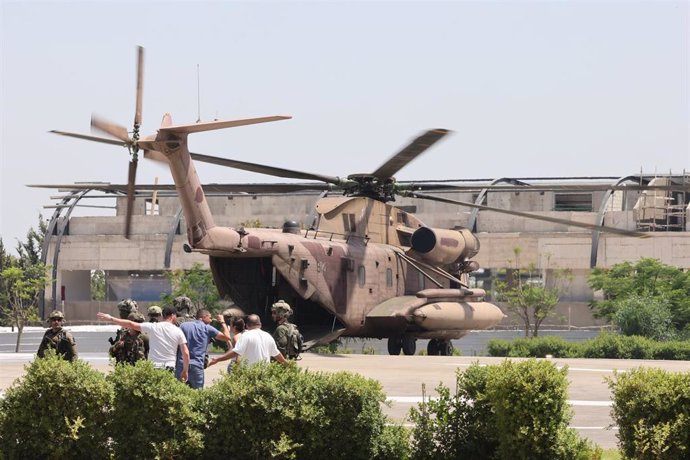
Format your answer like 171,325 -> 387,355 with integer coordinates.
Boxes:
1,1 -> 688,254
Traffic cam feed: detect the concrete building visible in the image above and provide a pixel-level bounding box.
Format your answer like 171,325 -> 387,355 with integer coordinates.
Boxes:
41,175 -> 690,327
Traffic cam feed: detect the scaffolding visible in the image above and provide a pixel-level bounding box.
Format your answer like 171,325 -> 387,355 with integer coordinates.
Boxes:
635,173 -> 689,232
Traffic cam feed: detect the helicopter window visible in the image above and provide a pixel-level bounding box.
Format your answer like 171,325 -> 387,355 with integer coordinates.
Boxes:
343,213 -> 356,232
357,265 -> 366,287
396,211 -> 409,225
554,193 -> 592,212
386,268 -> 393,287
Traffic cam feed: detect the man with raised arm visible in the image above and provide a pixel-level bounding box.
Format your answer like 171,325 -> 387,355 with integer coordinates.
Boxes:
98,306 -> 189,383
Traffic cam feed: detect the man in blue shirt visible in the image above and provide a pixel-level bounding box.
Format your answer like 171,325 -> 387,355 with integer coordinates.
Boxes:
175,309 -> 231,388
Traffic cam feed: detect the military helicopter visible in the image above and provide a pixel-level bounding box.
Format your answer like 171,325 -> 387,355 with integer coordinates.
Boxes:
47,47 -> 651,356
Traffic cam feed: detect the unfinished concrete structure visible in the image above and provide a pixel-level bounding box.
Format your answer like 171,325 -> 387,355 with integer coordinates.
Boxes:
40,174 -> 690,327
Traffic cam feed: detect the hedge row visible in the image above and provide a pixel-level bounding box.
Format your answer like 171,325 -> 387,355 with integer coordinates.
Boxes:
487,333 -> 690,360
0,352 -> 407,460
409,359 -> 601,460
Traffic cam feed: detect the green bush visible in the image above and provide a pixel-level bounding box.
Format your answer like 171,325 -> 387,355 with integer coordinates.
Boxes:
409,364 -> 498,459
410,360 -> 600,460
613,295 -> 676,341
488,359 -> 597,460
106,360 -> 204,459
580,333 -> 654,359
488,336 -> 579,358
201,363 -> 409,459
608,367 -> 690,459
487,338 -> 513,357
0,352 -> 112,459
652,340 -> 690,360
489,333 -> 690,361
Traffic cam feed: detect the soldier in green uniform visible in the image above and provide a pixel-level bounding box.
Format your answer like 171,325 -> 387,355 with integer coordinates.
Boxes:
108,299 -> 138,349
148,305 -> 162,322
109,312 -> 148,364
37,310 -> 78,361
271,300 -> 302,359
173,296 -> 194,325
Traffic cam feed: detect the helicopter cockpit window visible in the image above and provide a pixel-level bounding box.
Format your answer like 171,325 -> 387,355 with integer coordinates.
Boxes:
357,265 -> 366,287
386,268 -> 393,287
343,213 -> 356,232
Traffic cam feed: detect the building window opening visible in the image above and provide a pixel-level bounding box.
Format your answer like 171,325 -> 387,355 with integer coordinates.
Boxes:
554,194 -> 592,212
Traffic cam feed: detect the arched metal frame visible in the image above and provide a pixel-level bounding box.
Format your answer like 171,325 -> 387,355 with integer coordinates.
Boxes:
164,207 -> 184,268
40,189 -> 92,318
590,175 -> 649,268
467,177 -> 530,232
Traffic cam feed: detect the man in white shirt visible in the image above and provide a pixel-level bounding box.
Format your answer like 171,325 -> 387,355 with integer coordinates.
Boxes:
208,314 -> 287,367
98,306 -> 189,382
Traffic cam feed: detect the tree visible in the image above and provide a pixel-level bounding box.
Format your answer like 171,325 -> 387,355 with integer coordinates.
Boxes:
0,217 -> 50,349
91,270 -> 106,301
0,238 -> 17,327
15,214 -> 47,268
612,295 -> 675,341
161,263 -> 220,314
494,247 -> 571,338
588,258 -> 690,333
0,264 -> 47,352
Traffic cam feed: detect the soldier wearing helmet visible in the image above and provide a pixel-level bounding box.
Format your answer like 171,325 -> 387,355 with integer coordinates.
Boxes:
37,310 -> 78,361
117,298 -> 138,319
109,312 -> 148,364
109,299 -> 139,349
147,305 -> 162,323
173,296 -> 194,325
271,300 -> 302,359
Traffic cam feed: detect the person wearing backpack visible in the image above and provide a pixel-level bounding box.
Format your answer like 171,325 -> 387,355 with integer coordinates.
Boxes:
271,300 -> 303,360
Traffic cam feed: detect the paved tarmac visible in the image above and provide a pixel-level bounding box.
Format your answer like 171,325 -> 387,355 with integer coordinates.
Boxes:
3,351 -> 689,450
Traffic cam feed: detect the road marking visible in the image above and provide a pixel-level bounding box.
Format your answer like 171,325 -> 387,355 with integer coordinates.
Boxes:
446,363 -> 624,373
394,422 -> 618,430
387,396 -> 612,406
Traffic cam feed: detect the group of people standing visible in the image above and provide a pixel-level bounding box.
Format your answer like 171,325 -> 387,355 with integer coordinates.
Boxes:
92,297 -> 301,389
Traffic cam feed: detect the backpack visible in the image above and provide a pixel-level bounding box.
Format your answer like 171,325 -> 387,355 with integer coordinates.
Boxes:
285,323 -> 303,359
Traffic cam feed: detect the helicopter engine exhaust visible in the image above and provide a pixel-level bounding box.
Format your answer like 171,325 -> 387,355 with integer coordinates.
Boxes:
408,227 -> 480,266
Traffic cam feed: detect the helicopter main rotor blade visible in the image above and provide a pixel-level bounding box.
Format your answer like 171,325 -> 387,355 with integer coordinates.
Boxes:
408,191 -> 648,238
372,129 -> 451,179
189,152 -> 349,186
398,182 -> 690,193
125,159 -> 138,239
134,46 -> 144,128
28,182 -> 333,194
50,130 -> 128,147
90,115 -> 131,143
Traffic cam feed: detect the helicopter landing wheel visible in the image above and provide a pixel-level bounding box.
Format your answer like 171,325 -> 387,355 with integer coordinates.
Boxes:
401,336 -> 416,355
387,336 -> 402,355
439,340 -> 454,356
427,339 -> 441,355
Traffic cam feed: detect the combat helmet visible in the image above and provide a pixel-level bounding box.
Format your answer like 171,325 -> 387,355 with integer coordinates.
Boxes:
147,305 -> 162,321
173,296 -> 193,313
117,298 -> 138,316
271,300 -> 292,319
128,312 -> 146,323
48,310 -> 65,320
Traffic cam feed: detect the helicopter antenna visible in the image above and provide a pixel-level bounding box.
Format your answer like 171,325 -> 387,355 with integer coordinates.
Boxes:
196,64 -> 201,123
